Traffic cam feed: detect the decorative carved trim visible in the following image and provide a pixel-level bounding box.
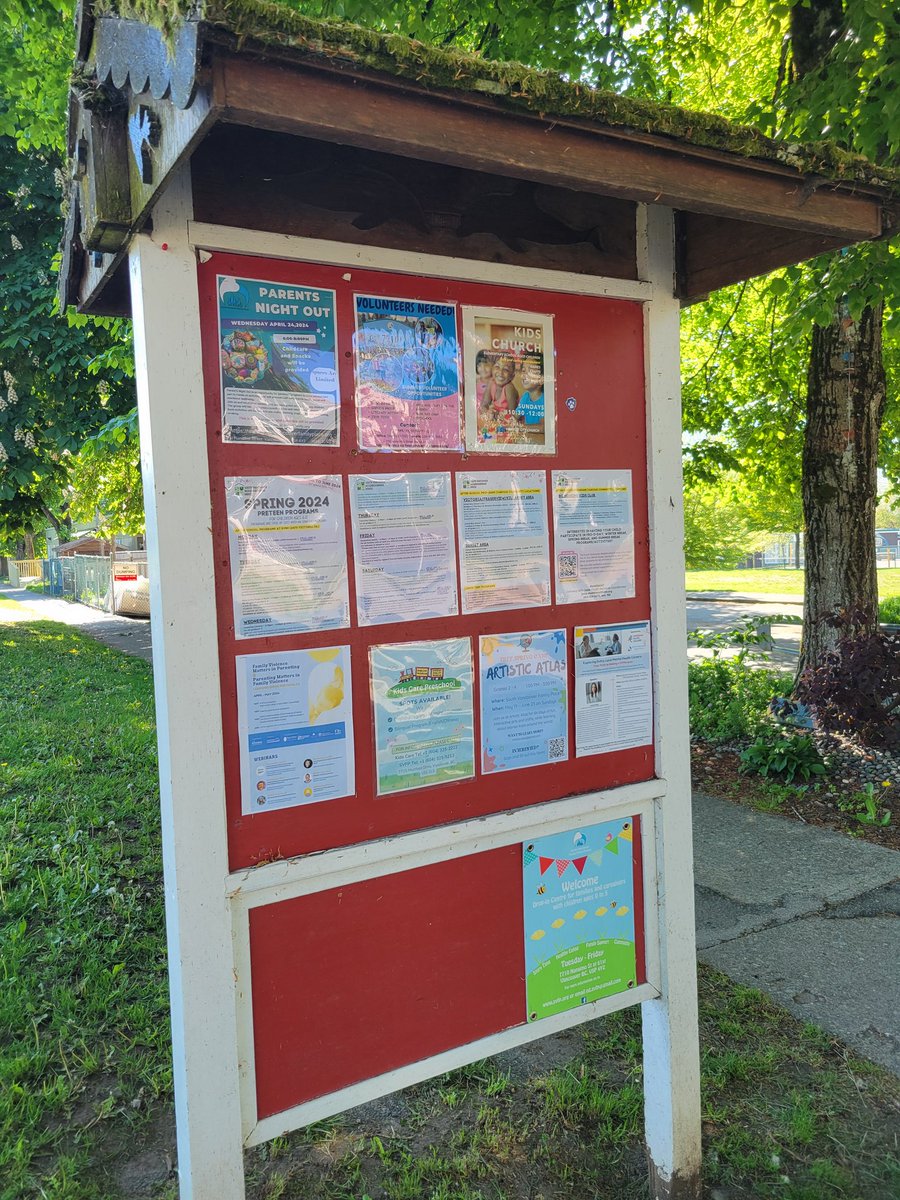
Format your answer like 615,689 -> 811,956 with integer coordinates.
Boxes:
94,16 -> 200,110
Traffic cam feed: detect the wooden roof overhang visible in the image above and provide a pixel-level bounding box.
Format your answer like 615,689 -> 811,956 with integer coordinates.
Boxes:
61,3 -> 900,317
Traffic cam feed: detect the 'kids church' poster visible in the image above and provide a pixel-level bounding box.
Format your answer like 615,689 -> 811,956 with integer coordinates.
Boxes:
523,817 -> 638,1021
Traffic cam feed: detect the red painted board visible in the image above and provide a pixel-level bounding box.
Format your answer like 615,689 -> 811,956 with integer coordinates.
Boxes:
250,818 -> 645,1119
197,253 -> 654,871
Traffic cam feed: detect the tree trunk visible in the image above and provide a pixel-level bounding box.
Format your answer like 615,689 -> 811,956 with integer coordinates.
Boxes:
797,300 -> 885,676
0,555 -> 8,580
24,530 -> 35,560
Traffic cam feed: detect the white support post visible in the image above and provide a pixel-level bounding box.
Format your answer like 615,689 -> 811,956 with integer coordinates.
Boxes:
638,204 -> 703,1200
129,167 -> 245,1199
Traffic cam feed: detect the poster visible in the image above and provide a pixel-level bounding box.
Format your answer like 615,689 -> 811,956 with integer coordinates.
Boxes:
479,630 -> 568,773
456,471 -> 551,614
574,622 -> 652,756
225,475 -> 350,639
370,638 -> 475,795
236,647 -> 354,814
553,470 -> 635,602
354,295 -> 462,451
349,473 -> 458,626
523,817 -> 638,1021
217,275 -> 339,445
462,307 -> 555,454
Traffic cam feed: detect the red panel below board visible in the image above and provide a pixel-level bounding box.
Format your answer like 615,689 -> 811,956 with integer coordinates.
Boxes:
250,820 -> 646,1120
197,253 -> 654,870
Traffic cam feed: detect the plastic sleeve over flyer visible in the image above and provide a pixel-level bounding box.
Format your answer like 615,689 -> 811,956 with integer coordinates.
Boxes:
479,630 -> 568,773
370,638 -> 475,795
353,295 -> 463,451
236,647 -> 354,814
225,475 -> 350,639
217,275 -> 339,445
349,472 -> 458,625
523,817 -> 638,1021
574,622 -> 652,756
553,470 -> 635,602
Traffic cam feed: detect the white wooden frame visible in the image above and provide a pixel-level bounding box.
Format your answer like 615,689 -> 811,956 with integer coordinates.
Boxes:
132,192 -> 700,1199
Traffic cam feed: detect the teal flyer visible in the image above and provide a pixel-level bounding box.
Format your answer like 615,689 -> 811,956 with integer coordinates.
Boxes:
479,629 -> 568,773
371,638 -> 475,795
523,818 -> 638,1021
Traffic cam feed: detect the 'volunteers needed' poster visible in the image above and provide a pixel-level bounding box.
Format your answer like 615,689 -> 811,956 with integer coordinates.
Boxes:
523,817 -> 638,1020
463,307 -> 555,454
236,647 -> 354,814
370,638 -> 475,795
456,470 -> 551,614
354,295 -> 462,451
349,473 -> 458,626
553,470 -> 635,602
574,622 -> 652,756
217,275 -> 339,445
479,630 -> 568,773
226,475 -> 350,639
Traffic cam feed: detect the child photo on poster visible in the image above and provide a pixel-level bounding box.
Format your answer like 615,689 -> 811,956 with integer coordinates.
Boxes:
463,307 -> 555,454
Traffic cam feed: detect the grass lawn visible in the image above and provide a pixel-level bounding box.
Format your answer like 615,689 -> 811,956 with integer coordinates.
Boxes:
3,618 -> 900,1199
686,567 -> 900,599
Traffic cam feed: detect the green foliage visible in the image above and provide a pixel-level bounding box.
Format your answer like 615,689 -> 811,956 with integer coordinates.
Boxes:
739,731 -> 826,784
878,595 -> 900,624
837,782 -> 892,828
688,657 -> 786,744
682,484 -> 766,569
0,0 -> 74,151
69,410 -> 144,536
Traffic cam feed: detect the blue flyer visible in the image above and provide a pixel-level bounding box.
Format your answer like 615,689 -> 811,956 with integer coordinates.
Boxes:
218,274 -> 339,445
523,818 -> 638,1021
479,629 -> 568,773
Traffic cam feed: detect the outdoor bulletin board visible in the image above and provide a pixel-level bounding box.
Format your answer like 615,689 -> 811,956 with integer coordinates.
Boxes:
197,253 -> 653,1120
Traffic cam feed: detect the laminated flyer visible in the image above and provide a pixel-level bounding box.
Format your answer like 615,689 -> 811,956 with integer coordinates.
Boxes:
456,470 -> 551,614
553,470 -> 635,603
236,647 -> 354,814
574,622 -> 652,756
523,817 -> 638,1021
353,295 -> 462,451
349,472 -> 458,626
370,638 -> 475,795
479,630 -> 568,773
226,475 -> 350,639
217,275 -> 339,445
462,307 -> 555,454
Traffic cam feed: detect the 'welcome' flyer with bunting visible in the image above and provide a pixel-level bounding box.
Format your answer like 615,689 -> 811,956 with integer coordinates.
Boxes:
522,817 -> 638,1021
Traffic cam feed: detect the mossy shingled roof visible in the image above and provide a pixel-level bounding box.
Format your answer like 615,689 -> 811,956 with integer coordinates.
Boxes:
97,0 -> 900,194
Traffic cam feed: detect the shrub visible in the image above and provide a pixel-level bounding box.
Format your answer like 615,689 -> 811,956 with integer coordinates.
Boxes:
797,619 -> 900,751
878,595 -> 900,625
688,658 -> 787,744
739,731 -> 826,784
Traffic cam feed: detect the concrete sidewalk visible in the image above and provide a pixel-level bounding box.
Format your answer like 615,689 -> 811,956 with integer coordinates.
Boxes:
694,792 -> 900,1076
3,585 -> 898,1076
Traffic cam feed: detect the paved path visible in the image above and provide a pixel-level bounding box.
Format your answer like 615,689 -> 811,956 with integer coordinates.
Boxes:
694,792 -> 900,1076
0,584 -> 153,662
686,593 -> 803,666
3,586 -> 898,1076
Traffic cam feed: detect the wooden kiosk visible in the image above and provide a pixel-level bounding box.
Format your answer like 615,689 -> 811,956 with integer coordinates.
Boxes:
61,4 -> 900,1198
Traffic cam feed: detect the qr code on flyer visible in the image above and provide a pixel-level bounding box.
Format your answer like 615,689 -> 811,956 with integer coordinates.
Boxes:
547,736 -> 567,761
557,551 -> 578,581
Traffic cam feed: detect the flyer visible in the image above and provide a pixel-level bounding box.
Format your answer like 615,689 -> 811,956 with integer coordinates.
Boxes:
349,473 -> 458,626
370,638 -> 475,795
479,630 -> 568,773
552,470 -> 635,603
574,622 -> 652,756
217,275 -> 339,445
236,646 -> 354,814
462,307 -> 555,454
523,817 -> 638,1021
456,471 -> 551,614
225,475 -> 350,639
353,295 -> 462,451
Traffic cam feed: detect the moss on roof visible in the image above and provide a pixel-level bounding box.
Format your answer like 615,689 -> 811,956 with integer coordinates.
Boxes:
96,0 -> 899,193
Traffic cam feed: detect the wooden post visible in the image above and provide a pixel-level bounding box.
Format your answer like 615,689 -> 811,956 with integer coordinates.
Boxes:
639,203 -> 703,1199
128,166 -> 245,1200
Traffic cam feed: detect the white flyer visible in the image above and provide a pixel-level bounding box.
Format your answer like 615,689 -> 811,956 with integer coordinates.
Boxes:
574,622 -> 652,756
552,470 -> 635,603
349,472 -> 458,626
455,470 -> 551,614
236,647 -> 354,814
226,475 -> 350,639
